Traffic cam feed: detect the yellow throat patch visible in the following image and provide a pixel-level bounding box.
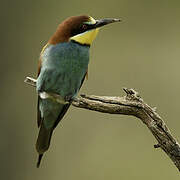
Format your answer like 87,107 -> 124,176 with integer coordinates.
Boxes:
70,16 -> 99,45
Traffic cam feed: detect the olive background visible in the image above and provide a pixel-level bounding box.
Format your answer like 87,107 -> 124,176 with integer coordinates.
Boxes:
1,0 -> 180,179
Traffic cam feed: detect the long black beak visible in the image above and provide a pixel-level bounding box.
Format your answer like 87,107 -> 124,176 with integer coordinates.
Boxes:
84,18 -> 121,32
94,18 -> 121,28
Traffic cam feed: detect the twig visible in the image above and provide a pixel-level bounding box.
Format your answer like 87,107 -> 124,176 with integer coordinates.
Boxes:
24,76 -> 180,171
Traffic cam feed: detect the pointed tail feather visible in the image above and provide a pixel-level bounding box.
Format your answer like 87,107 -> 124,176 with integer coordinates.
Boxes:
36,123 -> 53,167
37,154 -> 43,168
36,100 -> 71,167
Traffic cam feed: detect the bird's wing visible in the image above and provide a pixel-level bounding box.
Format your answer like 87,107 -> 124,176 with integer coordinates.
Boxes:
37,67 -> 87,128
52,71 -> 87,129
37,97 -> 41,127
37,43 -> 50,127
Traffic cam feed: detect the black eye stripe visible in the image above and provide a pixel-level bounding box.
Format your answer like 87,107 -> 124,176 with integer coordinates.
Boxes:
71,23 -> 96,37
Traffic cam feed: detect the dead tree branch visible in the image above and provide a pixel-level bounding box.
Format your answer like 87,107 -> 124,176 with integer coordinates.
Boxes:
24,76 -> 180,171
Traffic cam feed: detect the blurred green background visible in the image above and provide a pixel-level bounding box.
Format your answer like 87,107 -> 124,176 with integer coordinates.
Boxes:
1,0 -> 180,179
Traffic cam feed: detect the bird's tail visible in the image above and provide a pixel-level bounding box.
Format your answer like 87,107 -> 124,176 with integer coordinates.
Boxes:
36,123 -> 53,168
37,154 -> 43,168
36,98 -> 71,168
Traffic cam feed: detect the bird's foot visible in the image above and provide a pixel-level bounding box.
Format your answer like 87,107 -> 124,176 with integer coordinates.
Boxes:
64,95 -> 73,103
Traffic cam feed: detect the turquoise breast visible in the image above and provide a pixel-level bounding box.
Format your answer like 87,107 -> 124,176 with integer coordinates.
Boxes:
37,41 -> 90,99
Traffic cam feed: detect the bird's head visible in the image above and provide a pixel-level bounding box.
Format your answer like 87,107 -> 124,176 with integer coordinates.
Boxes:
49,15 -> 120,46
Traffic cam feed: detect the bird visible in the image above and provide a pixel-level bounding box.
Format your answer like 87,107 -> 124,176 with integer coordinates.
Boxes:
36,15 -> 120,167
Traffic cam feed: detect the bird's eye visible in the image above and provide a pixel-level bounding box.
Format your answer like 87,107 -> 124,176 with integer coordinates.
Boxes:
81,24 -> 87,30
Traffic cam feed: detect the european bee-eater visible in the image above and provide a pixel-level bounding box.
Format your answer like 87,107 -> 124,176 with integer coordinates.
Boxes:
36,15 -> 120,167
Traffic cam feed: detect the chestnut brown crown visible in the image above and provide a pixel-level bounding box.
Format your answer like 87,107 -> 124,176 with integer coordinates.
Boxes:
49,15 -> 92,44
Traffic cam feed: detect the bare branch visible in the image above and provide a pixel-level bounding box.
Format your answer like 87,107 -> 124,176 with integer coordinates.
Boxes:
24,76 -> 180,171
